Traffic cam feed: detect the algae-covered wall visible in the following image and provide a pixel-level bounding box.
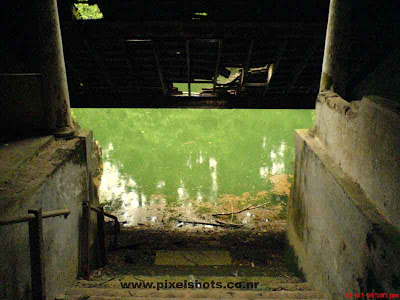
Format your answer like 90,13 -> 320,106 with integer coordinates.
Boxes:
288,93 -> 400,299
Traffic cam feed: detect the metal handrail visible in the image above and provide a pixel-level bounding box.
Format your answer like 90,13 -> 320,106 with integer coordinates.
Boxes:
0,209 -> 70,226
81,202 -> 121,279
0,208 -> 70,300
89,205 -> 120,242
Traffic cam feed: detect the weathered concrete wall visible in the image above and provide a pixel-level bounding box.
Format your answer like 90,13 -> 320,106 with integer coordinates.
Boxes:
313,93 -> 400,228
78,130 -> 102,269
0,132 -> 100,299
288,93 -> 400,298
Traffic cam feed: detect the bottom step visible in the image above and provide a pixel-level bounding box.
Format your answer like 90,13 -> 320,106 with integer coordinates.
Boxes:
64,288 -> 326,299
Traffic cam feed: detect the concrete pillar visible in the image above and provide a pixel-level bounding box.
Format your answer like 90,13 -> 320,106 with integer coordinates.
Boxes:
35,0 -> 75,138
320,0 -> 352,98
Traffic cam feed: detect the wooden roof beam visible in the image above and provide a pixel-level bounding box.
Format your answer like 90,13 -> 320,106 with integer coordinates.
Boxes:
239,40 -> 255,92
70,93 -> 317,109
263,39 -> 288,96
65,63 -> 85,89
152,42 -> 169,96
186,40 -> 191,96
120,39 -> 140,91
63,39 -> 86,88
307,77 -> 322,95
213,40 -> 223,95
83,39 -> 115,90
62,21 -> 328,39
283,39 -> 321,96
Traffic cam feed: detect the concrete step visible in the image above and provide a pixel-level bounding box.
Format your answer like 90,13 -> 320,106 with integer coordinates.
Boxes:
65,297 -> 327,300
72,277 -> 311,290
63,275 -> 326,299
64,288 -> 325,299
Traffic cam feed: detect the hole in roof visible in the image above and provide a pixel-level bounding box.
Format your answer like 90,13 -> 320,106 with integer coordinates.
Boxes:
74,1 -> 103,20
172,81 -> 214,97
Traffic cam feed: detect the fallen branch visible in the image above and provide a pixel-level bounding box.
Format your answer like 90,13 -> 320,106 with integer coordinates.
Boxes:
92,277 -> 117,287
212,203 -> 269,217
172,218 -> 242,228
214,220 -> 244,228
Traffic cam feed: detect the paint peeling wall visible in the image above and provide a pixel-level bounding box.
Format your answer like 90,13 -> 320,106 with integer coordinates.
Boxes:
288,93 -> 400,299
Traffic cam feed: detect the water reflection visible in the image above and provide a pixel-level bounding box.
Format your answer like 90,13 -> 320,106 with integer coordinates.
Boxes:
178,181 -> 189,201
72,109 -> 314,225
197,151 -> 204,164
259,166 -> 269,179
259,140 -> 286,178
262,136 -> 267,149
209,157 -> 218,200
157,181 -> 165,189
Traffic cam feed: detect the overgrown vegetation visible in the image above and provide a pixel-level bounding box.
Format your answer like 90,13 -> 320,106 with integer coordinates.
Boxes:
74,0 -> 103,20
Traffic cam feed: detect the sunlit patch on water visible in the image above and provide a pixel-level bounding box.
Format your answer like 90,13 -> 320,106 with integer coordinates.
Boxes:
259,166 -> 269,179
196,191 -> 203,201
196,150 -> 204,164
209,157 -> 218,199
156,180 -> 165,189
262,136 -> 267,149
186,152 -> 193,169
270,150 -> 276,160
177,181 -> 190,201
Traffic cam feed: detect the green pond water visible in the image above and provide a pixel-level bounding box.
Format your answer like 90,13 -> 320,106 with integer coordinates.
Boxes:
72,109 -> 314,217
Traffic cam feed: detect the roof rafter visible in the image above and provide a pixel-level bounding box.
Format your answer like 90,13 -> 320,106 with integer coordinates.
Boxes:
186,40 -> 191,96
283,39 -> 321,96
121,39 -> 140,91
62,21 -> 328,40
307,77 -> 322,95
239,40 -> 255,92
263,39 -> 288,96
152,42 -> 169,96
213,40 -> 223,95
63,38 -> 86,89
83,39 -> 115,90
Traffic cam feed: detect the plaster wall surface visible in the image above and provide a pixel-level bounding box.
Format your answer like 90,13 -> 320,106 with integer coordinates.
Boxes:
288,93 -> 400,298
313,93 -> 400,228
288,130 -> 400,299
0,134 -> 97,300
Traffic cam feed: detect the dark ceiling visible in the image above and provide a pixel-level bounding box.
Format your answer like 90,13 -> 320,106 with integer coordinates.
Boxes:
1,0 -> 400,108
58,0 -> 330,108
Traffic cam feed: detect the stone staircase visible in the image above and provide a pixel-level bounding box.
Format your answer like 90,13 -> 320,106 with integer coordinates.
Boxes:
61,219 -> 327,300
